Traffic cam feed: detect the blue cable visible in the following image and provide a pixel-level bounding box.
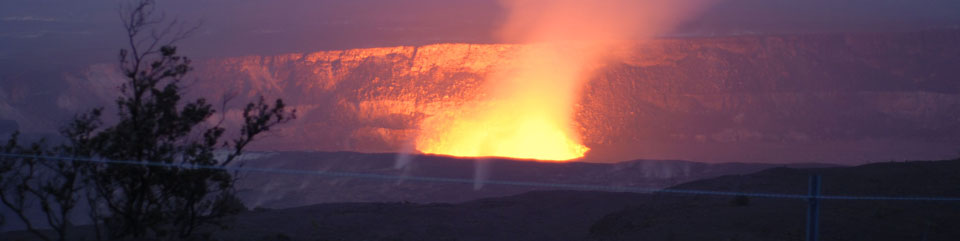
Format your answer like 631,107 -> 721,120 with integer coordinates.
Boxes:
1,152 -> 959,201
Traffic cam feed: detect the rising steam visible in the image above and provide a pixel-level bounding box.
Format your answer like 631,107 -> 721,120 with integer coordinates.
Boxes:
415,0 -> 712,161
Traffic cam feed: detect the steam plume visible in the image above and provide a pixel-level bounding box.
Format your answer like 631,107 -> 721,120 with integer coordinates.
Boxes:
416,0 -> 713,161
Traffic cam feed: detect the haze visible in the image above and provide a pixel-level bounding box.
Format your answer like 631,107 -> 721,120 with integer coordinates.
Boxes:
2,0 -> 958,60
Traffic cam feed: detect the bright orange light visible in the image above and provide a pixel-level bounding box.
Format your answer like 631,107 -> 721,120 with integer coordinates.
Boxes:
413,0 -> 711,161
415,99 -> 589,161
415,44 -> 592,161
415,113 -> 589,161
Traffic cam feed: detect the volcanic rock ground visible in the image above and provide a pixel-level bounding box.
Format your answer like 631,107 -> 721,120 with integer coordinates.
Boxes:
215,159 -> 960,241
3,157 -> 957,241
232,151 -> 835,209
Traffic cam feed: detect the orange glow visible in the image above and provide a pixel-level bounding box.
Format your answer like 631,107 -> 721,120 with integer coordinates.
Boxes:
415,107 -> 590,160
415,45 -> 592,161
414,0 -> 712,161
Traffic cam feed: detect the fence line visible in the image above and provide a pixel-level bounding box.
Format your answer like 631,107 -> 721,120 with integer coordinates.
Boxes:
1,152 -> 959,202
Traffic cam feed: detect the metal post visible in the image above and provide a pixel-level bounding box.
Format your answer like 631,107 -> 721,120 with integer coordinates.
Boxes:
806,175 -> 822,241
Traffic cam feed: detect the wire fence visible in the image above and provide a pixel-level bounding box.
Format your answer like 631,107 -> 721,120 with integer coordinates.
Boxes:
2,152 -> 959,202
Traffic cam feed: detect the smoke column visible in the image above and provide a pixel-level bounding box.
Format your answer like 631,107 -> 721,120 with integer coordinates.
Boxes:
416,0 -> 713,161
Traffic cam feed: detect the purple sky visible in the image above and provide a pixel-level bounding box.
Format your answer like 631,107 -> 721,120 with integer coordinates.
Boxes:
1,0 -> 958,61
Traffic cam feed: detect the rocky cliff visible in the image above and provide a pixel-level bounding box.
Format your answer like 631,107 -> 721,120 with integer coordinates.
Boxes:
4,30 -> 960,163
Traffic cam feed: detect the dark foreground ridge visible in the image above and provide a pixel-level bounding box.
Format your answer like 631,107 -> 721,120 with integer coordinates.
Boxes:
233,151 -> 837,209
242,159 -> 960,241
209,158 -> 960,241
5,157 -> 956,241
590,160 -> 960,241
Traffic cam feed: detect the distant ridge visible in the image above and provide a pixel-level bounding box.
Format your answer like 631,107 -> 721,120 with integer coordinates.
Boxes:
233,151 -> 845,208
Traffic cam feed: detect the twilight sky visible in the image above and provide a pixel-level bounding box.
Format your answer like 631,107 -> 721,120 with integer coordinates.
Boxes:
0,0 -> 958,61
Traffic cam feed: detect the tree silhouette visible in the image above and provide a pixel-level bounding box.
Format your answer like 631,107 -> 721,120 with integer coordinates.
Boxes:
0,0 -> 294,240
0,133 -> 85,241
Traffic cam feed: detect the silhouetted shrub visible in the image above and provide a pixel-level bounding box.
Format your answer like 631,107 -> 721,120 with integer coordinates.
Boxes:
0,1 -> 293,240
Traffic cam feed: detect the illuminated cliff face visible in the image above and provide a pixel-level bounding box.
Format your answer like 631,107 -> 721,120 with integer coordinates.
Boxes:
44,31 -> 960,164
